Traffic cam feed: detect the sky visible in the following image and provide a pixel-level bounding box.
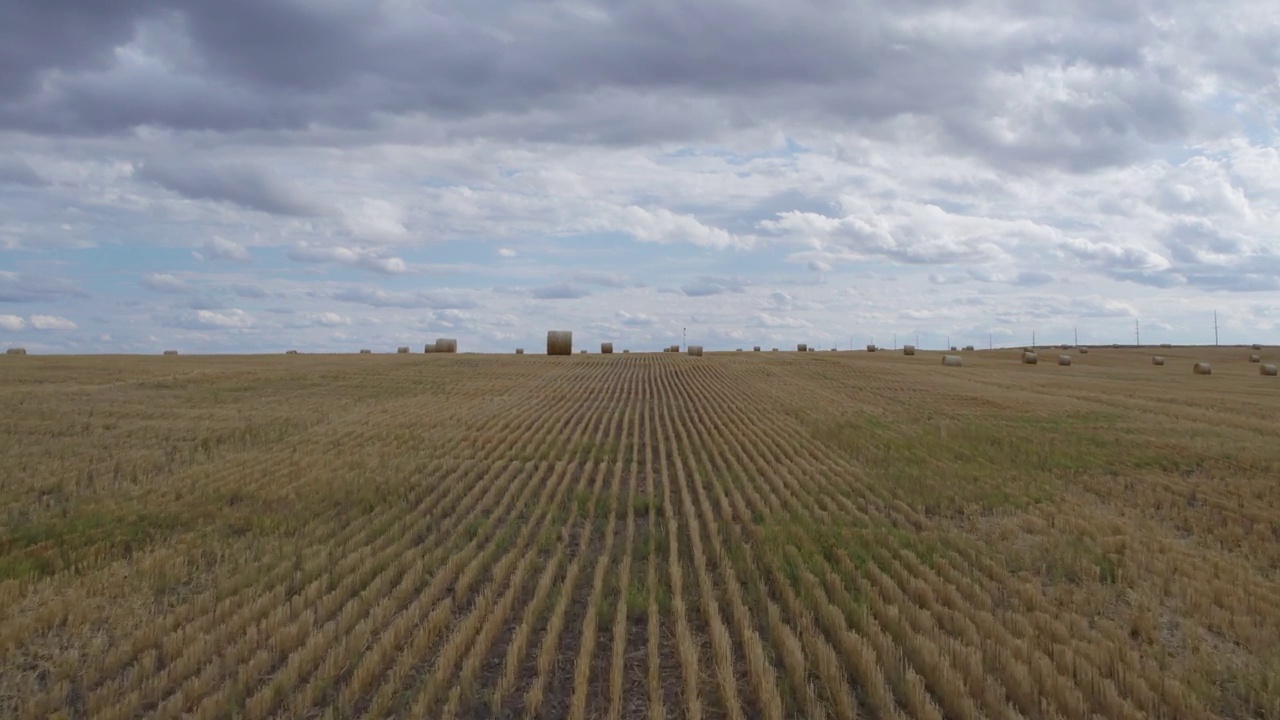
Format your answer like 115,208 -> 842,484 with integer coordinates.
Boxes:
2,0 -> 1279,354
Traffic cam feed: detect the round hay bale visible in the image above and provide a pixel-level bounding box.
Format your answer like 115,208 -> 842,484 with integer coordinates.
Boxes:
963,345 -> 975,352
580,350 -> 587,354
1058,355 -> 1072,366
753,346 -> 761,351
950,346 -> 957,352
435,338 -> 457,354
359,349 -> 372,354
515,348 -> 524,354
1021,351 -> 1038,364
286,350 -> 299,355
1159,343 -> 1172,348
163,350 -> 179,356
903,345 -> 916,356
866,344 -> 877,352
1079,347 -> 1089,354
1193,362 -> 1212,375
1252,343 -> 1263,350
6,347 -> 27,355
623,349 -> 630,353
1152,356 -> 1165,366
424,344 -> 436,353
1249,354 -> 1261,363
397,346 -> 410,354
1260,364 -> 1277,377
809,347 -> 816,352
772,348 -> 779,352
601,342 -> 613,354
547,330 -> 573,356
688,345 -> 703,357
797,343 -> 808,352
941,355 -> 962,367
736,348 -> 743,352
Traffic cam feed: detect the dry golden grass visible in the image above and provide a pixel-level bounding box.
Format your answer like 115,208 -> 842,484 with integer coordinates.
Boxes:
2,347 -> 1278,719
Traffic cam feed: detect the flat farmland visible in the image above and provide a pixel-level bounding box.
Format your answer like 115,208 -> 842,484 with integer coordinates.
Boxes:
2,347 -> 1278,719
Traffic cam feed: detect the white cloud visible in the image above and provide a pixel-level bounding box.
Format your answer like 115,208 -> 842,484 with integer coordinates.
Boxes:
186,309 -> 254,329
203,236 -> 251,263
0,314 -> 26,331
140,273 -> 191,294
289,244 -> 410,275
497,248 -> 517,258
29,315 -> 78,330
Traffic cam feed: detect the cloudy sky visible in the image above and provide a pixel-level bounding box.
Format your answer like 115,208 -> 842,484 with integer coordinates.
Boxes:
2,0 -> 1279,354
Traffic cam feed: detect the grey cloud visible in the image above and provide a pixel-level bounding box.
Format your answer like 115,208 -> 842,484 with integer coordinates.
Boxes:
0,157 -> 48,186
136,159 -> 320,217
570,271 -> 635,288
0,271 -> 91,302
0,1 -> 1249,173
232,284 -> 269,299
188,296 -> 227,310
330,287 -> 476,309
531,283 -> 591,300
1014,271 -> 1056,287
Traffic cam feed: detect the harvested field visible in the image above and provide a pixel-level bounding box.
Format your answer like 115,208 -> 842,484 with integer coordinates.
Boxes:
2,347 -> 1278,719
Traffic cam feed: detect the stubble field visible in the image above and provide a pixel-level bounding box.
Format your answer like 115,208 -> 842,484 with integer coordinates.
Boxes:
2,346 -> 1278,719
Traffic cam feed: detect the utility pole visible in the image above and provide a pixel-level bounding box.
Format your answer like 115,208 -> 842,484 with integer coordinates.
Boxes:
989,333 -> 993,350
946,335 -> 950,350
1032,329 -> 1036,348
1074,327 -> 1078,346
1135,319 -> 1140,347
893,333 -> 897,350
915,332 -> 919,349
1214,311 -> 1219,346
682,327 -> 686,352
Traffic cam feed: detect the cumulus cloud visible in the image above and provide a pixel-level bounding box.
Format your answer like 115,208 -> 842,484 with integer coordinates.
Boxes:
29,314 -> 77,330
0,314 -> 26,331
174,309 -> 255,329
289,244 -> 410,275
616,311 -> 658,327
682,276 -> 747,297
139,273 -> 191,294
202,236 -> 251,263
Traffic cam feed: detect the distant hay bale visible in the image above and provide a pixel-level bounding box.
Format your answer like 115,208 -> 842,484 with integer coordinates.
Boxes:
1249,354 -> 1261,363
547,330 -> 573,356
1252,343 -> 1263,350
736,348 -> 743,352
753,346 -> 761,351
867,344 -> 877,352
1079,347 -> 1089,354
941,355 -> 963,367
435,338 -> 457,354
579,350 -> 587,354
1111,344 -> 1121,348
515,348 -> 524,354
1021,351 -> 1038,364
6,347 -> 27,355
668,344 -> 679,353
950,346 -> 957,352
797,343 -> 808,352
903,345 -> 916,356
1159,343 -> 1172,348
963,345 -> 975,352
601,342 -> 613,354
424,344 -> 436,353
1058,355 -> 1072,366
163,350 -> 179,355
830,348 -> 837,352
1193,362 -> 1212,375
397,346 -> 410,354
1152,356 -> 1165,366
359,349 -> 372,354
1060,344 -> 1071,350
1261,364 -> 1277,377
688,345 -> 703,357
623,349 -> 630,353
772,348 -> 779,352
286,350 -> 299,355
